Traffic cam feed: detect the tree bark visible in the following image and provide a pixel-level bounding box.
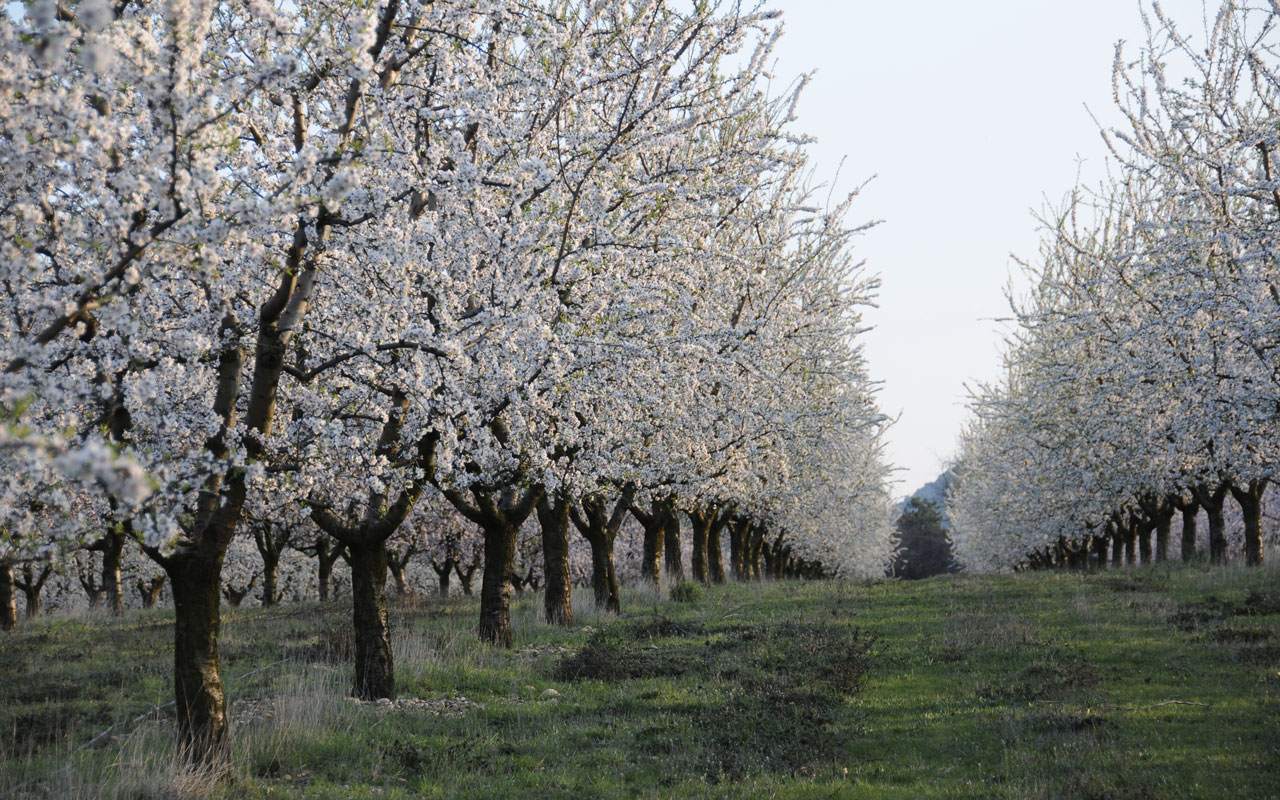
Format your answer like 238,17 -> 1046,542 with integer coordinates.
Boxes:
1229,478 -> 1267,567
536,492 -> 574,626
347,542 -> 395,700
1123,520 -> 1137,566
1138,522 -> 1153,566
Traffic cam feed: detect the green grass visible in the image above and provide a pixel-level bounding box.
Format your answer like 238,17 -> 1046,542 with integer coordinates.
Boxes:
2,564 -> 1278,798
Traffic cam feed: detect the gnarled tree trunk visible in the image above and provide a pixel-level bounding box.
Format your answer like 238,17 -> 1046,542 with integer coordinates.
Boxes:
571,489 -> 632,615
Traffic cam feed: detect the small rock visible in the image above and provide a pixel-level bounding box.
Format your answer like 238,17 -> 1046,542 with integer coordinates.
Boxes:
376,697 -> 392,706
542,688 -> 561,698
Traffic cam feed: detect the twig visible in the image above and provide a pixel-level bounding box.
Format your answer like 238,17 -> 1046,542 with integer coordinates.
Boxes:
1108,700 -> 1209,711
1033,699 -> 1209,711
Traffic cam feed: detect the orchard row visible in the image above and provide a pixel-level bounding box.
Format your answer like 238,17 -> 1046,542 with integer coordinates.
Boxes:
0,0 -> 893,771
950,1 -> 1280,574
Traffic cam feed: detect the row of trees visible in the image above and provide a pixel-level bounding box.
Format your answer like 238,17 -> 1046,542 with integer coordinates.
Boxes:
949,1 -> 1280,572
0,0 -> 893,771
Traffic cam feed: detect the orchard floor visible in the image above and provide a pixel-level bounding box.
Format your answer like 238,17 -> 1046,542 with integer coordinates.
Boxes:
2,564 -> 1279,799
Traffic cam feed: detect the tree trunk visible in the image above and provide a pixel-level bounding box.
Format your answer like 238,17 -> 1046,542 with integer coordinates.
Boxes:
1193,483 -> 1230,566
432,561 -> 453,599
631,500 -> 666,592
1124,521 -> 1136,566
100,530 -> 126,616
389,559 -> 409,597
663,508 -> 683,580
0,563 -> 16,632
16,563 -> 51,619
138,575 -> 166,609
19,573 -> 41,619
1092,535 -> 1108,570
261,551 -> 280,607
1229,479 -> 1267,567
584,529 -> 620,614
1138,522 -> 1153,566
1109,525 -> 1123,568
1179,502 -> 1199,562
688,509 -> 710,584
536,494 -> 574,626
347,543 -> 395,700
728,521 -> 744,580
166,552 -> 231,770
316,538 -> 341,602
707,516 -> 726,584
456,562 -> 476,596
1154,515 -> 1171,563
479,522 -> 516,647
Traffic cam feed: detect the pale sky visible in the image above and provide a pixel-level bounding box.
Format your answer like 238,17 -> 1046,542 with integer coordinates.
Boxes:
766,0 -> 1210,497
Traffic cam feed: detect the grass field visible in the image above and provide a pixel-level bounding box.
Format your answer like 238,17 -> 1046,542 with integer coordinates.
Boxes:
2,564 -> 1278,798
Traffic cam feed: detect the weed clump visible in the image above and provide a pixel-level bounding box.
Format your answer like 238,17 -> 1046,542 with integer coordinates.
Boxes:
670,582 -> 703,603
